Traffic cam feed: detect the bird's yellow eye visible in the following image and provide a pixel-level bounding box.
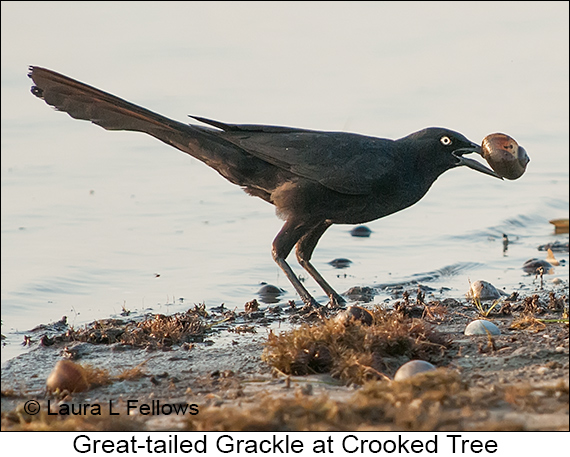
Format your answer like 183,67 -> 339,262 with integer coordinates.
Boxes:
440,136 -> 452,146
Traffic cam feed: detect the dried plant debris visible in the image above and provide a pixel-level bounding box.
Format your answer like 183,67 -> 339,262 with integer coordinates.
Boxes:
391,290 -> 447,321
507,293 -> 569,329
262,306 -> 449,384
510,316 -> 547,332
181,371 -> 568,432
3,370 -> 567,432
37,307 -> 208,350
2,287 -> 568,432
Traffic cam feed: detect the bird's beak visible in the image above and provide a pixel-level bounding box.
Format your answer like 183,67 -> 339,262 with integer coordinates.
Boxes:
453,142 -> 503,180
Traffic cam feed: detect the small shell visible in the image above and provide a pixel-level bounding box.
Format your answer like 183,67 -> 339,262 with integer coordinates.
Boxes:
522,258 -> 554,274
257,284 -> 285,303
328,258 -> 352,269
466,280 -> 501,301
465,320 -> 501,336
537,240 -> 569,252
335,305 -> 374,326
481,133 -> 529,180
46,360 -> 90,393
350,225 -> 372,237
344,286 -> 376,303
394,360 -> 436,381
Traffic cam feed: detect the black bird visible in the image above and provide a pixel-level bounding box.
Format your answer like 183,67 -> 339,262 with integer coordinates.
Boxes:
28,66 -> 502,307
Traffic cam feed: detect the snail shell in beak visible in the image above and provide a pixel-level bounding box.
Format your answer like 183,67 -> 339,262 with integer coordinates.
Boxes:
481,133 -> 529,180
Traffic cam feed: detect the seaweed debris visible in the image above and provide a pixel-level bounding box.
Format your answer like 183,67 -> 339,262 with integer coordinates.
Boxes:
44,305 -> 208,349
262,306 -> 449,384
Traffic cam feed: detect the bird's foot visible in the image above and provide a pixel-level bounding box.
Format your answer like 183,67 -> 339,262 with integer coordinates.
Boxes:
327,293 -> 347,309
304,296 -> 322,308
299,304 -> 326,319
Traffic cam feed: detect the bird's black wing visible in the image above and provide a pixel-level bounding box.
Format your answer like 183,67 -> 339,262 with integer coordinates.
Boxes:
191,116 -> 405,196
28,67 -> 406,197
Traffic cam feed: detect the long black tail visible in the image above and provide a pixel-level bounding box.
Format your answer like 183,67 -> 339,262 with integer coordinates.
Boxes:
28,66 -> 267,190
29,66 -> 196,139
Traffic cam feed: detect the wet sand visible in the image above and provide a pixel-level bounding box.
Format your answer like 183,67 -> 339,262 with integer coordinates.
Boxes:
1,277 -> 568,431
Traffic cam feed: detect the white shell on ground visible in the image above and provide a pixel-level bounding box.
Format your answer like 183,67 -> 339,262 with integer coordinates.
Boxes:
465,320 -> 501,336
394,360 -> 436,381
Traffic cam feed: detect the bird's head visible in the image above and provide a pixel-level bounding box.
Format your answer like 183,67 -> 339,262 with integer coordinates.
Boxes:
402,128 -> 503,180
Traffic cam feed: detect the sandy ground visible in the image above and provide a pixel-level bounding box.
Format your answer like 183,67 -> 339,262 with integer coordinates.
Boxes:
1,276 -> 568,431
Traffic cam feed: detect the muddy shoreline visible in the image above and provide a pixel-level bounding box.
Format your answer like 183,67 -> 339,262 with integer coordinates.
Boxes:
1,277 -> 568,431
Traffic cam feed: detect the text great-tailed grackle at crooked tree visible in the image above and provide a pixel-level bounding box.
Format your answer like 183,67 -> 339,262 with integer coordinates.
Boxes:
28,66 -> 503,308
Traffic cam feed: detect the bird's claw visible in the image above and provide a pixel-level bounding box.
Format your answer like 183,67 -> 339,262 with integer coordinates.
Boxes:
327,294 -> 347,309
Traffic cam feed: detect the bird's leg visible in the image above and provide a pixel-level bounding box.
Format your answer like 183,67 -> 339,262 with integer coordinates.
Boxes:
272,220 -> 321,308
296,222 -> 347,308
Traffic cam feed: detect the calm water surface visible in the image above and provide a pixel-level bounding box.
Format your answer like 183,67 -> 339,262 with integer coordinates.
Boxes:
1,2 -> 568,362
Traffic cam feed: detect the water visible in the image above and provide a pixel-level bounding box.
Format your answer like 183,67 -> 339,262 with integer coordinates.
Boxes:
1,2 -> 568,363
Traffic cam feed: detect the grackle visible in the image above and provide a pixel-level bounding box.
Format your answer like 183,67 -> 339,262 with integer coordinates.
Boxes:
28,67 -> 502,307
